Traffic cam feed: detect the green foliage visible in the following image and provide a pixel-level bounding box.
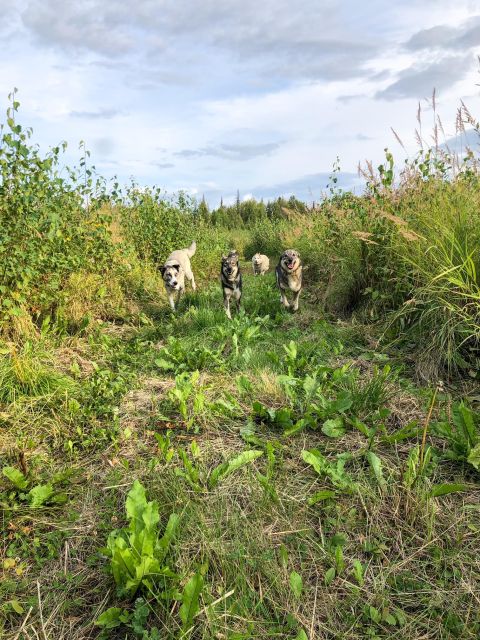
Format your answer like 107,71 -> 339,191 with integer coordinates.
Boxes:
289,571 -> 303,600
431,402 -> 479,470
366,451 -> 387,490
2,466 -> 67,509
252,355 -> 392,437
167,370 -> 206,431
155,336 -> 224,372
2,466 -> 28,489
429,483 -> 468,498
0,92 -> 116,323
104,480 -> 179,597
208,449 -> 263,490
302,449 -> 356,493
119,185 -> 195,265
352,559 -> 365,586
179,571 -> 204,632
402,444 -> 433,488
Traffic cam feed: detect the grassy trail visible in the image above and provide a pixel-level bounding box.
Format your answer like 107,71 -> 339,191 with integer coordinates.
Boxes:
1,264 -> 479,640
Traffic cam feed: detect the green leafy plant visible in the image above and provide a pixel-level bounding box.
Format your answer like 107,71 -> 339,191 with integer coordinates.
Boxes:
431,402 -> 480,470
175,446 -> 264,493
155,337 -> 224,372
103,480 -> 179,597
2,466 -> 67,508
289,571 -> 303,600
167,371 -> 206,431
302,449 -> 356,493
402,444 -> 433,488
179,570 -> 205,635
208,449 -> 263,490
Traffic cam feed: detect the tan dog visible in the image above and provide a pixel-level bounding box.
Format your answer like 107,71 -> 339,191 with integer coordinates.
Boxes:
275,249 -> 302,311
160,241 -> 196,311
252,253 -> 269,276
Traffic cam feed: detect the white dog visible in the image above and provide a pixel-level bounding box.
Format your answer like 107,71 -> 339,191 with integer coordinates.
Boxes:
252,253 -> 270,276
160,241 -> 196,310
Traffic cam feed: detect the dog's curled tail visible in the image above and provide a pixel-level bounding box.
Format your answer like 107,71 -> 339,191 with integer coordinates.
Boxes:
186,241 -> 196,258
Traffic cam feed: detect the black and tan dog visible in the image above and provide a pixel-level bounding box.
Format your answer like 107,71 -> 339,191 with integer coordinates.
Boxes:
221,251 -> 242,320
160,241 -> 196,311
276,249 -> 302,312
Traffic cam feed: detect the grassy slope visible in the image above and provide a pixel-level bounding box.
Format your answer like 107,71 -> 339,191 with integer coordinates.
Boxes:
1,262 -> 479,640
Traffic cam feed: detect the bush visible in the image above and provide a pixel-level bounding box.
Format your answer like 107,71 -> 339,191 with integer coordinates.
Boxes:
0,93 -> 116,326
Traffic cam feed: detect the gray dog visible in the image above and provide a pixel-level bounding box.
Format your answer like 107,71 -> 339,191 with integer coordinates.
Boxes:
160,241 -> 196,311
276,249 -> 302,311
221,251 -> 242,320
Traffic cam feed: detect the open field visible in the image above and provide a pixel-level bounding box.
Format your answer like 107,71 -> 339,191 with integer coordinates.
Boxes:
1,97 -> 480,639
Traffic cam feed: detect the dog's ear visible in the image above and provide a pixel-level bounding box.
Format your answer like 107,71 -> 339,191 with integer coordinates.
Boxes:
171,263 -> 180,272
221,255 -> 227,262
159,266 -> 166,276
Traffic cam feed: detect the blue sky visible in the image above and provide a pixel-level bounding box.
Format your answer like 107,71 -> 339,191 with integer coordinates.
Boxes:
1,0 -> 479,206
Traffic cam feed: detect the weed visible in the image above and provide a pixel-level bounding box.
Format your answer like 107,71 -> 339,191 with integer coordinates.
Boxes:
102,480 -> 179,597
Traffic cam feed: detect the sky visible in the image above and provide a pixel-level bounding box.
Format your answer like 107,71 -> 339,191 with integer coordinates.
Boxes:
1,0 -> 479,206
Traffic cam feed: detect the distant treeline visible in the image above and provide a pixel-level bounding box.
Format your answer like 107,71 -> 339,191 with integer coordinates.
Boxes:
196,193 -> 309,227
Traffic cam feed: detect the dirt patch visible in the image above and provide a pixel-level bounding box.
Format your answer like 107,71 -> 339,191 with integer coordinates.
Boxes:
119,376 -> 174,428
56,346 -> 97,378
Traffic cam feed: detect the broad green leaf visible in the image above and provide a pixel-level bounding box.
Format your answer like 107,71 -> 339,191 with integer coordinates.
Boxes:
369,606 -> 381,623
284,417 -> 312,437
279,544 -> 289,569
352,559 -> 364,586
295,631 -> 308,640
157,513 -> 180,557
28,483 -> 53,508
350,417 -> 371,437
454,403 -> 477,448
179,572 -> 204,630
403,445 -> 420,488
302,449 -> 327,475
467,443 -> 480,470
95,607 -> 130,628
9,599 -> 24,614
335,545 -> 344,574
126,480 -> 148,530
154,357 -> 175,370
366,451 -> 387,489
274,407 -> 294,429
384,613 -> 397,625
429,483 -> 468,498
322,417 -> 345,438
331,390 -> 353,413
384,420 -> 420,443
325,567 -> 336,586
283,340 -> 297,360
289,571 -> 303,599
208,450 -> 263,489
2,466 -> 28,490
303,374 -> 319,399
307,489 -> 336,505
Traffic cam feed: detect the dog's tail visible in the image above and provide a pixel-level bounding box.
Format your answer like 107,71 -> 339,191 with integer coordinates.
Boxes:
186,241 -> 196,258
